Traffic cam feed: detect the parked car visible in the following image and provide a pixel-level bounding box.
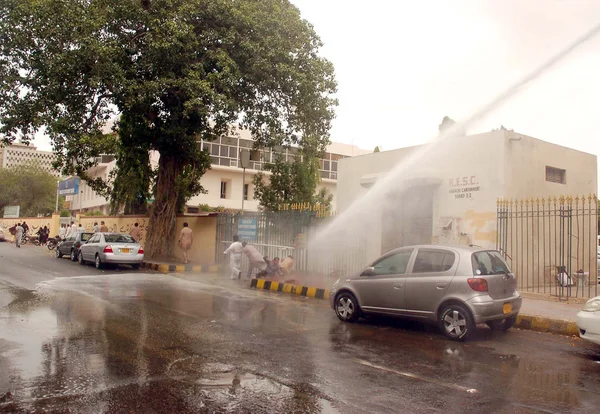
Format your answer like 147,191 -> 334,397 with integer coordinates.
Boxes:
576,295 -> 600,346
0,229 -> 5,242
78,233 -> 144,270
330,245 -> 522,341
56,232 -> 94,261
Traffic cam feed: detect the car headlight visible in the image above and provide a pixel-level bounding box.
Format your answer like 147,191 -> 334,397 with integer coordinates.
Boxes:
582,298 -> 600,312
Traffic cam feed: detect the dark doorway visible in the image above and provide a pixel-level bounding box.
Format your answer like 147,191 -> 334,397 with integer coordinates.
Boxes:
381,186 -> 434,254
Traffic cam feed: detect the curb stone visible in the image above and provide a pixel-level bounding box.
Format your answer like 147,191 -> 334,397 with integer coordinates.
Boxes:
250,278 -> 330,299
250,280 -> 580,337
141,261 -> 218,274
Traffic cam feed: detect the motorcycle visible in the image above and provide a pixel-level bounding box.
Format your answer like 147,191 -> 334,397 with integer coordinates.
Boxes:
47,236 -> 61,251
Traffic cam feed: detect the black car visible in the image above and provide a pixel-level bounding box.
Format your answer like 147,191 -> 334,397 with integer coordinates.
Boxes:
56,232 -> 94,261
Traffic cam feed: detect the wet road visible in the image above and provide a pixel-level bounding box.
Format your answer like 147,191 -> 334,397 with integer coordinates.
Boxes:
1,243 -> 600,413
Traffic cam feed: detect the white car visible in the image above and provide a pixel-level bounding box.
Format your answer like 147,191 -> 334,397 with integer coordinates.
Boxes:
577,296 -> 600,345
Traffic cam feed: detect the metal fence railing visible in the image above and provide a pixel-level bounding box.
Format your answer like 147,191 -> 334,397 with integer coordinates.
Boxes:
497,195 -> 598,300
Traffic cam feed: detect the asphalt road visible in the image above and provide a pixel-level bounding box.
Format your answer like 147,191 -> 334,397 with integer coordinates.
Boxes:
1,242 -> 600,413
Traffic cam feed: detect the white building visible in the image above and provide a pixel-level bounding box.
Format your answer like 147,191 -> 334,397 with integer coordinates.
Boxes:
70,131 -> 369,214
0,143 -> 59,176
336,129 -> 597,262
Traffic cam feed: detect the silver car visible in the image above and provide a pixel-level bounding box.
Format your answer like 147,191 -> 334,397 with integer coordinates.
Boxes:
78,233 -> 144,270
330,245 -> 522,341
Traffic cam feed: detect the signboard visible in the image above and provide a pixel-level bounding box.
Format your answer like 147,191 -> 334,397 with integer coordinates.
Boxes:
3,205 -> 20,219
58,177 -> 80,195
448,175 -> 481,200
238,217 -> 257,241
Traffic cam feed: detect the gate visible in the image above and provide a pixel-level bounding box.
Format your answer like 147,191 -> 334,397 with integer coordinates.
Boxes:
216,206 -> 368,285
497,195 -> 598,299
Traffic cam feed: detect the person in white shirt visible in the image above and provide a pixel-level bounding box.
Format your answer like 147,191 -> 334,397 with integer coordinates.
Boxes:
77,224 -> 85,233
59,224 -> 66,240
223,235 -> 244,280
93,222 -> 100,233
66,221 -> 76,238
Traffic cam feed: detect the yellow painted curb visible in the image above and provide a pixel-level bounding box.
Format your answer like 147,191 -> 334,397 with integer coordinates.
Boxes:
250,279 -> 330,300
516,314 -> 578,336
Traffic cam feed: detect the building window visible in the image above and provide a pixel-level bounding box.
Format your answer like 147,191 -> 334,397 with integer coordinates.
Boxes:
220,181 -> 228,199
545,166 -> 566,184
243,184 -> 249,201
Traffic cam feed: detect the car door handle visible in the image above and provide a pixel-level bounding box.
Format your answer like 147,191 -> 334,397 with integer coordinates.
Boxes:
436,283 -> 448,290
394,283 -> 404,289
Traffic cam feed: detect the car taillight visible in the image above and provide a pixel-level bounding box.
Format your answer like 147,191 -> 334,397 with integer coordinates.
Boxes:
467,278 -> 488,292
138,247 -> 144,254
104,245 -> 113,253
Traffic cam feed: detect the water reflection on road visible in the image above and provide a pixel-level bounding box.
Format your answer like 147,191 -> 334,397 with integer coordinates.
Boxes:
0,274 -> 599,413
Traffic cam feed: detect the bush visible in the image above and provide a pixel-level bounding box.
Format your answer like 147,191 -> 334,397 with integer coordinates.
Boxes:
60,210 -> 71,217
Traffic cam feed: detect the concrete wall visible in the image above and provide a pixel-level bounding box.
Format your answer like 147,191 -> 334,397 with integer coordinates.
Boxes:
77,214 -> 217,265
503,131 -> 597,199
0,216 -> 56,238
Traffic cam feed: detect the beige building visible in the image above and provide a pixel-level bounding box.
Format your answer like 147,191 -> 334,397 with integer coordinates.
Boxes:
336,129 -> 597,263
70,131 -> 369,214
0,143 -> 59,176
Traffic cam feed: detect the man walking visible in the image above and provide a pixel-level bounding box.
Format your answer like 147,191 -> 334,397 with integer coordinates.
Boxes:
100,221 -> 109,232
21,221 -> 29,236
224,235 -> 243,280
93,222 -> 100,233
59,224 -> 66,240
178,222 -> 193,264
241,242 -> 267,279
66,221 -> 76,238
129,223 -> 142,243
15,223 -> 24,248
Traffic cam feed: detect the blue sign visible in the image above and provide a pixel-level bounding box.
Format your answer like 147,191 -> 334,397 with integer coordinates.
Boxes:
238,217 -> 257,241
58,177 -> 80,195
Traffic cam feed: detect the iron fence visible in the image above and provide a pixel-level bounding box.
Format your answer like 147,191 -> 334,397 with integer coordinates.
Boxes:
497,195 -> 598,300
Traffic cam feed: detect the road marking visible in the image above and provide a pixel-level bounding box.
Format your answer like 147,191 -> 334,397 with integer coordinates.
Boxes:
354,359 -> 478,394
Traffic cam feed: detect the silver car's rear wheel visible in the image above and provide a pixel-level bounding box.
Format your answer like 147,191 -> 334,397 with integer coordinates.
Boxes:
335,292 -> 359,323
78,251 -> 86,265
95,254 -> 103,270
440,304 -> 474,341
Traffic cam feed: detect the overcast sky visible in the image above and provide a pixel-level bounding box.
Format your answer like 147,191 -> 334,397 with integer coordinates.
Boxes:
33,1 -> 600,161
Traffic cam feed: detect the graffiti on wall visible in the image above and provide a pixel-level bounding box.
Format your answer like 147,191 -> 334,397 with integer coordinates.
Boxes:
79,217 -> 149,245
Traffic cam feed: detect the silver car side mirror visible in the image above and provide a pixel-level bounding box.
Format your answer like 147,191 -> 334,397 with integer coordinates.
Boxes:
361,267 -> 375,276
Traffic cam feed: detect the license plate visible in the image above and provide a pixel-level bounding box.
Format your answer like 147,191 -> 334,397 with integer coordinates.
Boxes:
503,303 -> 512,314
121,248 -> 130,253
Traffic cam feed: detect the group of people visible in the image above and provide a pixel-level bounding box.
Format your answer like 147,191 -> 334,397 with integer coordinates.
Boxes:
223,235 -> 295,280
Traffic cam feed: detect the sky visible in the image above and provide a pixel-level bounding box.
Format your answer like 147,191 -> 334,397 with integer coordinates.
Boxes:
33,1 -> 600,162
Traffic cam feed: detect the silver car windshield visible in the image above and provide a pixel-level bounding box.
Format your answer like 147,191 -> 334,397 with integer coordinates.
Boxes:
472,251 -> 511,275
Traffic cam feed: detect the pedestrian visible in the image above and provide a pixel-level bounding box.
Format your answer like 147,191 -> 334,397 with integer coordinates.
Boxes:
129,222 -> 142,243
59,224 -> 66,240
223,235 -> 243,280
67,221 -> 76,237
21,221 -> 29,236
93,222 -> 100,233
280,255 -> 295,276
241,242 -> 267,279
100,221 -> 109,232
77,224 -> 84,233
265,257 -> 282,278
15,223 -> 24,248
178,222 -> 193,264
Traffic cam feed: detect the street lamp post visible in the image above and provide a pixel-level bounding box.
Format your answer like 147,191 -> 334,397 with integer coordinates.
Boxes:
239,149 -> 250,214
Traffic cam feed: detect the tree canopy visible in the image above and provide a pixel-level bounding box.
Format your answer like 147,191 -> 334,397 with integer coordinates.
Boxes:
0,0 -> 337,259
253,151 -> 333,212
0,163 -> 61,217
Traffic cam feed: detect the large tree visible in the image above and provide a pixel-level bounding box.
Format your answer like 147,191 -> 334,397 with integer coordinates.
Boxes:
0,0 -> 337,259
0,163 -> 61,217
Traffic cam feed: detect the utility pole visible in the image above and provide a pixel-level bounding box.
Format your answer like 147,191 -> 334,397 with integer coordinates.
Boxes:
55,180 -> 59,212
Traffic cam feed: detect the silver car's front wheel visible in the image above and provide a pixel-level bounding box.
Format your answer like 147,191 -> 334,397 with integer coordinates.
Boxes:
440,304 -> 474,341
335,293 -> 359,323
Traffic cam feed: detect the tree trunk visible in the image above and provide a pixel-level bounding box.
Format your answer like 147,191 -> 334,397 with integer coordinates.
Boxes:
145,153 -> 182,260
